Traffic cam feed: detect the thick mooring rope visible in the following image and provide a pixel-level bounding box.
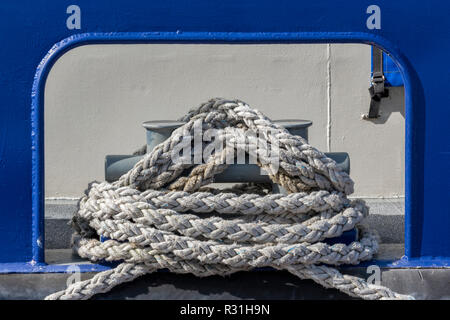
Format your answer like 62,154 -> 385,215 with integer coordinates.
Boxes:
45,98 -> 413,300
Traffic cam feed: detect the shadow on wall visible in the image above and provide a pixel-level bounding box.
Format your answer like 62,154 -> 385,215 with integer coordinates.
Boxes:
366,87 -> 405,125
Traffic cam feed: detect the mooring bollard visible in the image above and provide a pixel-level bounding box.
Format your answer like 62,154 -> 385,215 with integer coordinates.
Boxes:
105,119 -> 350,183
103,118 -> 355,246
143,120 -> 187,152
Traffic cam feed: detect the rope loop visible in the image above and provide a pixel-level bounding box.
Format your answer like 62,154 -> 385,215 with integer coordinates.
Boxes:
46,98 -> 413,300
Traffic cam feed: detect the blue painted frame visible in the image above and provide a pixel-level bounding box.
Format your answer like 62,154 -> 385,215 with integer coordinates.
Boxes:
0,0 -> 449,272
382,53 -> 404,87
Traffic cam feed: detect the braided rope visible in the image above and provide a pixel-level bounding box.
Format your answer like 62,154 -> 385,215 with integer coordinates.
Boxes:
45,98 -> 413,300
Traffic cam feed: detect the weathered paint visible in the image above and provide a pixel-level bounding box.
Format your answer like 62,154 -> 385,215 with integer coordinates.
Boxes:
0,1 -> 449,271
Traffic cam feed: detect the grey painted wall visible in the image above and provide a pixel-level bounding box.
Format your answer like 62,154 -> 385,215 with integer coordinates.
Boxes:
44,44 -> 404,198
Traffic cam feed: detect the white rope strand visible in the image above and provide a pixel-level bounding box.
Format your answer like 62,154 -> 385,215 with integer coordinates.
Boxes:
45,98 -> 413,300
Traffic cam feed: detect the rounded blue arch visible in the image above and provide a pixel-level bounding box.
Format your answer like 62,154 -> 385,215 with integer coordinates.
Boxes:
31,31 -> 415,265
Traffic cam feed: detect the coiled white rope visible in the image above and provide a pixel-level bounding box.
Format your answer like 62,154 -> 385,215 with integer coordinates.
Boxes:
45,98 -> 413,300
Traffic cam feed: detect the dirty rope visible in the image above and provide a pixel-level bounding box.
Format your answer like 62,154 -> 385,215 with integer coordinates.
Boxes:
45,98 -> 413,300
